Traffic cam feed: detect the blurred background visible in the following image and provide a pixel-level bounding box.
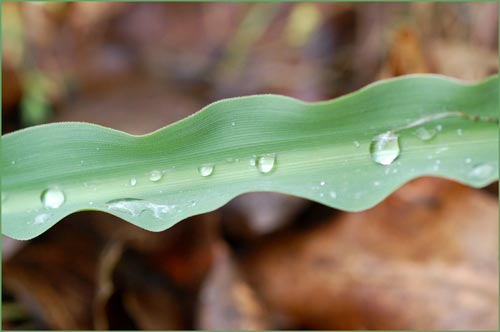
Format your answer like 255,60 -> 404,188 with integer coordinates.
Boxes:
1,2 -> 498,330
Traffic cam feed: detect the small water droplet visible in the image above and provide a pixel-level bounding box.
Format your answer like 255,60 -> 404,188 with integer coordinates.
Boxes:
249,156 -> 257,167
370,131 -> 400,166
457,128 -> 463,136
231,121 -> 236,126
373,181 -> 380,186
191,201 -> 197,207
130,178 -> 137,186
96,147 -> 100,151
436,124 -> 442,131
435,160 -> 441,165
257,153 -> 276,174
435,147 -> 448,154
198,163 -> 215,177
415,127 -> 436,141
353,141 -> 360,148
433,164 -> 440,171
34,213 -> 50,225
465,157 -> 472,164
149,170 -> 163,182
329,191 -> 337,199
41,188 -> 65,209
468,163 -> 495,179
89,201 -> 94,206
319,193 -> 325,197
320,181 -> 326,186
11,161 -> 15,165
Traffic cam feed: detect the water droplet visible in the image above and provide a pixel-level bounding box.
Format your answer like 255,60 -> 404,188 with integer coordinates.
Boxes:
457,128 -> 463,136
415,127 -> 436,141
257,153 -> 276,174
149,170 -> 163,182
320,181 -> 326,186
96,147 -> 100,151
231,121 -> 236,127
370,131 -> 400,166
329,191 -> 337,199
130,178 -> 137,186
41,188 -> 65,209
436,124 -> 443,132
353,141 -> 360,148
191,201 -> 197,207
198,163 -> 215,177
468,163 -> 495,179
34,213 -> 50,225
11,161 -> 15,165
435,147 -> 448,154
319,193 -> 325,197
435,159 -> 441,165
465,157 -> 472,164
106,198 -> 173,219
249,156 -> 257,167
373,181 -> 380,186
89,201 -> 94,206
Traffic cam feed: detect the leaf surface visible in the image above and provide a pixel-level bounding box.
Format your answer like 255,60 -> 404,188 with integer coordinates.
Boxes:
2,74 -> 498,240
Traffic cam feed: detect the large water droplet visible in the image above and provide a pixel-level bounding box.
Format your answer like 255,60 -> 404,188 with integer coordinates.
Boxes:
41,188 -> 65,209
198,163 -> 215,177
107,198 -> 144,217
415,127 -> 436,141
149,170 -> 163,182
130,178 -> 137,186
468,163 -> 495,179
257,153 -> 276,173
370,131 -> 400,166
106,198 -> 174,219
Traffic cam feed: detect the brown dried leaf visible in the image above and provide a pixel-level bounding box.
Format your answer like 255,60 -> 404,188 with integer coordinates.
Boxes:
241,178 -> 498,330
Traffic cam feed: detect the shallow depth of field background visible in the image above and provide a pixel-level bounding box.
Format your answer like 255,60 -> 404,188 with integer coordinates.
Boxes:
2,2 -> 498,330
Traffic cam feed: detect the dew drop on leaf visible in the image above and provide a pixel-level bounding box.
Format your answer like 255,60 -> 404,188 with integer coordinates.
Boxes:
34,213 -> 50,225
257,153 -> 276,173
468,163 -> 495,179
329,191 -> 337,199
130,178 -> 137,186
353,141 -> 360,148
370,131 -> 400,166
198,163 -> 215,177
41,188 -> 65,209
415,127 -> 436,141
149,170 -> 163,182
465,157 -> 472,164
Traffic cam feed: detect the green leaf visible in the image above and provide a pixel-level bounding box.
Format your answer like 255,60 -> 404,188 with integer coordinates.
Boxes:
2,74 -> 498,240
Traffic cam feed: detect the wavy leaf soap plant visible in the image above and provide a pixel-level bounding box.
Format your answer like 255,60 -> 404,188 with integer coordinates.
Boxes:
2,74 -> 498,240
